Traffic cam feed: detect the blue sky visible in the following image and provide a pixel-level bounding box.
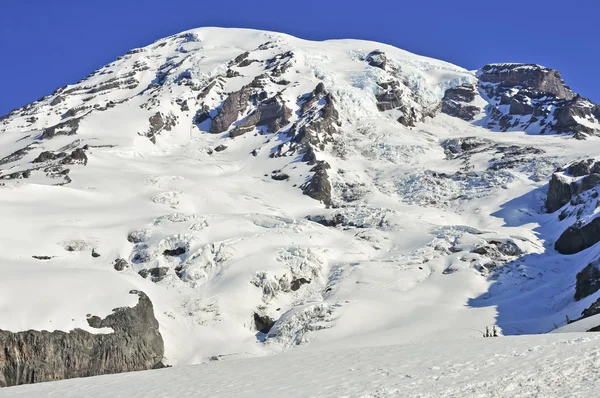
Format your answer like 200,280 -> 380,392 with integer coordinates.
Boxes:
1,0 -> 598,115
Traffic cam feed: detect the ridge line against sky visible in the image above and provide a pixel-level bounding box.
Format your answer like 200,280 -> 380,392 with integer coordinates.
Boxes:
1,0 -> 599,115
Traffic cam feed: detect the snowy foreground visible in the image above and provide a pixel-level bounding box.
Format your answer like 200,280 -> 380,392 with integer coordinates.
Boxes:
3,332 -> 600,397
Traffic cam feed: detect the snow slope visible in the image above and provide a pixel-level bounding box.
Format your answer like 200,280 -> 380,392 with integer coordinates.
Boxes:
4,332 -> 600,397
1,26 -> 600,374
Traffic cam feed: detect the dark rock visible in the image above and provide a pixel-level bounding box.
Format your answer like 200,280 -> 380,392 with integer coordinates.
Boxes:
163,247 -> 186,256
91,249 -> 100,258
235,95 -> 292,134
226,69 -> 240,78
366,50 -> 387,69
471,247 -> 489,255
61,148 -> 88,166
0,290 -> 164,387
50,96 -> 65,106
444,85 -> 477,103
193,105 -> 211,125
441,85 -> 481,121
271,173 -> 289,181
581,297 -> 600,320
32,151 -> 65,163
579,174 -> 600,193
31,256 -> 53,260
290,277 -> 311,291
143,112 -> 176,144
301,161 -> 332,207
307,214 -> 346,227
233,51 -> 249,64
113,258 -> 129,271
253,313 -> 275,334
127,230 -> 146,244
554,96 -> 600,136
567,159 -> 595,177
209,86 -> 253,134
555,217 -> 600,255
546,173 -> 573,213
139,267 -> 169,283
575,261 -> 600,301
508,98 -> 534,115
238,59 -> 257,67
40,117 -> 82,140
230,126 -> 254,138
214,145 -> 227,152
478,64 -> 575,99
0,144 -> 38,167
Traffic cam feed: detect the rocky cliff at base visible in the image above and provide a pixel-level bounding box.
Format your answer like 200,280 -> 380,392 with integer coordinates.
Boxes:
0,290 -> 164,387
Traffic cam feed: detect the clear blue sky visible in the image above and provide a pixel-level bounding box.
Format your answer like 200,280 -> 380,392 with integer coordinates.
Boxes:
1,0 -> 599,115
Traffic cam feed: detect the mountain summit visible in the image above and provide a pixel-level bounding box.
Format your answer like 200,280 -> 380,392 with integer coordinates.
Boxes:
2,27 -> 600,386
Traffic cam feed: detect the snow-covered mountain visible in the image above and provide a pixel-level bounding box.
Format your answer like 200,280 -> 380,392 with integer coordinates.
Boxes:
2,27 -> 600,388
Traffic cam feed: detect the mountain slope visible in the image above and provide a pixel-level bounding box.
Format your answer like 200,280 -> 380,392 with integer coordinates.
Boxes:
2,27 -> 600,385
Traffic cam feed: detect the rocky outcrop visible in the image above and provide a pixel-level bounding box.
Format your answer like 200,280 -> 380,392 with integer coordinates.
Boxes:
301,161 -> 332,207
33,151 -> 66,163
554,96 -> 600,137
138,267 -> 170,282
546,173 -> 573,213
567,159 -> 596,177
575,260 -> 600,301
253,313 -> 275,334
40,117 -> 82,140
113,258 -> 129,271
555,217 -> 600,255
546,160 -> 600,213
366,50 -> 387,70
478,64 -> 575,99
142,112 -> 176,144
61,148 -> 88,165
375,80 -> 440,127
0,290 -> 164,387
473,63 -> 600,137
232,95 -> 291,135
441,84 -> 481,121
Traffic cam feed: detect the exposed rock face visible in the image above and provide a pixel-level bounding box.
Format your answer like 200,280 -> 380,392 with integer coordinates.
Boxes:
441,84 -> 481,121
366,50 -> 387,70
581,297 -> 600,320
575,260 -> 600,301
0,290 -> 164,387
301,161 -> 332,207
232,95 -> 291,135
209,87 -> 253,134
253,313 -> 275,334
554,96 -> 600,137
478,64 -> 575,99
546,173 -> 573,213
555,217 -> 600,255
113,258 -> 129,271
438,63 -> 600,137
138,267 -> 170,282
546,159 -> 600,213
143,112 -> 176,144
375,79 -> 440,127
61,148 -> 88,165
567,159 -> 596,177
33,151 -> 66,163
40,117 -> 82,140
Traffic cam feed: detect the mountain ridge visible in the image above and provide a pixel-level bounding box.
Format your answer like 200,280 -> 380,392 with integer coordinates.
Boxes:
1,26 -> 600,386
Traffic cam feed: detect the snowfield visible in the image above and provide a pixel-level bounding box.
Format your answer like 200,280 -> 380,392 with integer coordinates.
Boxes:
3,332 -> 600,397
1,26 -> 600,393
